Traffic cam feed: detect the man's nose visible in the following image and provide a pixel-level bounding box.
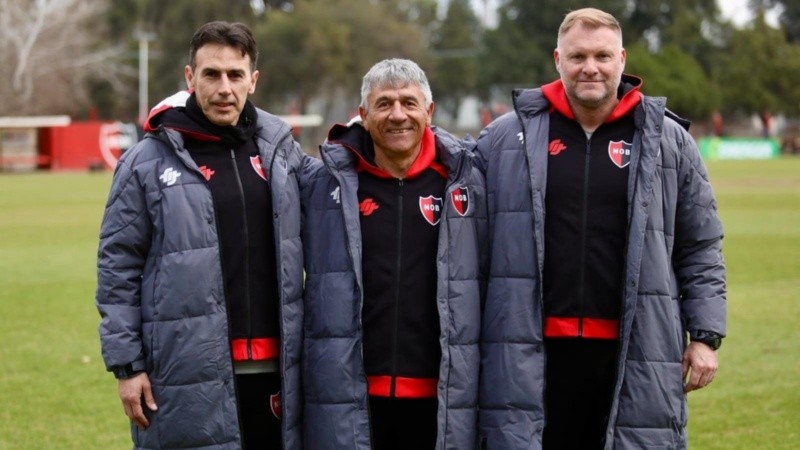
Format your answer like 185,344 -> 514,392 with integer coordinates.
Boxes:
388,102 -> 406,120
582,58 -> 599,74
218,75 -> 232,95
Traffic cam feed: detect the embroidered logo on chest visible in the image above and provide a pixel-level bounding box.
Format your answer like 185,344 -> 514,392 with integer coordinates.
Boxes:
419,195 -> 443,226
608,140 -> 633,168
549,139 -> 567,156
359,198 -> 380,216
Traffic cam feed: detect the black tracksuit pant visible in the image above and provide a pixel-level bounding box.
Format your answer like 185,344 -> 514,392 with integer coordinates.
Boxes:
237,372 -> 282,449
369,396 -> 438,450
543,339 -> 618,450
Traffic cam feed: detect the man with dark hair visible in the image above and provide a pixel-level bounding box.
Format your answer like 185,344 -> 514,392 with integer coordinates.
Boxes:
476,8 -> 727,450
300,58 -> 487,449
96,21 -> 305,449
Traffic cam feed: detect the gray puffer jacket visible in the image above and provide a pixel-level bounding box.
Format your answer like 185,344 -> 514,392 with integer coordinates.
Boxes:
96,106 -> 305,449
476,87 -> 726,449
300,124 -> 488,450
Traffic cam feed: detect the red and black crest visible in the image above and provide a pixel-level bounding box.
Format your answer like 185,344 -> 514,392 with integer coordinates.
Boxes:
450,187 -> 469,216
251,155 -> 267,181
608,140 -> 632,168
419,195 -> 443,226
270,392 -> 282,419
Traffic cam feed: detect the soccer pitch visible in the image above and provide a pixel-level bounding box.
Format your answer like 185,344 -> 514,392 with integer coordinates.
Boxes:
0,157 -> 797,449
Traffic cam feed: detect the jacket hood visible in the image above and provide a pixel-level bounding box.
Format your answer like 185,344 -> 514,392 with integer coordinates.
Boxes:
142,90 -> 221,142
540,74 -> 643,123
324,122 -> 446,179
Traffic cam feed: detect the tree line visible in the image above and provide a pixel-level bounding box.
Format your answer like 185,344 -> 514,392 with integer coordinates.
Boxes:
3,0 -> 799,127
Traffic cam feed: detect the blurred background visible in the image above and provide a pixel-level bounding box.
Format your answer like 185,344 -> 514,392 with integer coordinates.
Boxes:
1,0 -> 799,165
0,1 -> 798,449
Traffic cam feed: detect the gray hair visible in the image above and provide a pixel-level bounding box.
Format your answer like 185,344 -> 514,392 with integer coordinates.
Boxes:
360,58 -> 433,110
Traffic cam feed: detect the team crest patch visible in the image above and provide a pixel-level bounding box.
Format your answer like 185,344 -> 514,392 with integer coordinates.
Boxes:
419,195 -> 443,226
250,156 -> 267,181
270,392 -> 282,419
608,140 -> 632,168
450,187 -> 469,216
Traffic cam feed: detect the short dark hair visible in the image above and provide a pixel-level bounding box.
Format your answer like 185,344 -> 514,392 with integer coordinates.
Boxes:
188,21 -> 258,71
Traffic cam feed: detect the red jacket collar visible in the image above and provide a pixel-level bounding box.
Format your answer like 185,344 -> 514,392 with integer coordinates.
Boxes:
541,75 -> 642,123
355,127 -> 445,179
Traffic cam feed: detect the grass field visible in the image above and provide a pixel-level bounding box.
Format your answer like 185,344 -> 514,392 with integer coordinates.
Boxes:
0,157 -> 798,449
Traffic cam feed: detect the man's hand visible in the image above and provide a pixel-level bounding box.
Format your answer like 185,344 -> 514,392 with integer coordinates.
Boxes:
682,341 -> 719,393
118,372 -> 158,428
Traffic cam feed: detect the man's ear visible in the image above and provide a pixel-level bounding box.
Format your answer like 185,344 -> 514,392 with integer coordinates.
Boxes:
249,70 -> 260,94
184,65 -> 194,90
358,106 -> 369,130
553,49 -> 561,73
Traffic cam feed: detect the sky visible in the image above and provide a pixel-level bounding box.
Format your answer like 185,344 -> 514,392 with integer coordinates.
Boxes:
719,0 -> 782,26
720,0 -> 756,26
465,0 -> 782,28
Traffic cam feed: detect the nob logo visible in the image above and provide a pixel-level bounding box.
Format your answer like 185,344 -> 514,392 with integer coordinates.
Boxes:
608,140 -> 633,168
419,195 -> 443,226
451,187 -> 469,216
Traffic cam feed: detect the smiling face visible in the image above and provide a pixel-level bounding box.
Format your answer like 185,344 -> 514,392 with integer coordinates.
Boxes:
185,43 -> 259,126
358,83 -> 434,163
555,22 -> 626,111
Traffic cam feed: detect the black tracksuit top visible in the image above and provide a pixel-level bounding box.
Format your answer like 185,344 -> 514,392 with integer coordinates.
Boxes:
152,99 -> 280,362
541,79 -> 641,340
331,126 -> 446,398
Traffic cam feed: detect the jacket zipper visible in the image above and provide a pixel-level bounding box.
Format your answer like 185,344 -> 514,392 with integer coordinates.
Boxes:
390,178 -> 404,397
230,148 -> 252,358
577,138 -> 592,337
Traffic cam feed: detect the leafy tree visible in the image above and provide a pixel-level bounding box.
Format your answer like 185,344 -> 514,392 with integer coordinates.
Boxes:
255,0 -> 428,112
0,0 -> 131,116
760,0 -> 800,43
429,0 -> 481,118
713,12 -> 800,116
625,0 -> 724,76
625,43 -> 717,119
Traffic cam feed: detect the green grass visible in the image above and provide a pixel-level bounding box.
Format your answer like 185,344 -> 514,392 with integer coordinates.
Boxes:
0,158 -> 798,449
688,157 -> 800,449
0,172 -> 128,449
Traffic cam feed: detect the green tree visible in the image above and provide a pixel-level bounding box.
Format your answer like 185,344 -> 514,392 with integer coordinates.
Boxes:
625,43 -> 717,119
761,0 -> 800,43
255,0 -> 429,115
626,0 -> 723,75
429,0 -> 481,118
713,13 -> 800,116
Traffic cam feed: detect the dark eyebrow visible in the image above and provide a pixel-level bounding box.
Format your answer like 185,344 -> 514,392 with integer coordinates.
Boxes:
201,68 -> 246,77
